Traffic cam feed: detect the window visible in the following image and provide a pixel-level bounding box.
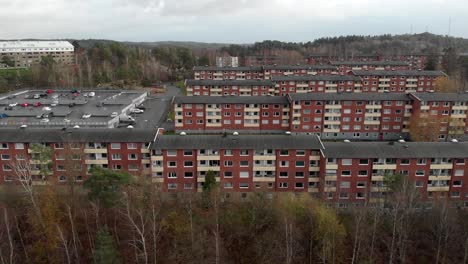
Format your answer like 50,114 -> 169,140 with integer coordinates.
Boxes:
127,143 -> 137,149
359,159 -> 368,165
167,172 -> 177,178
128,164 -> 138,171
341,170 -> 351,177
128,153 -> 138,160
239,183 -> 249,188
358,170 -> 368,177
456,159 -> 465,165
54,143 -> 64,149
3,164 -> 12,171
340,181 -> 350,188
415,170 -> 425,177
280,161 -> 289,167
295,171 -> 304,178
295,182 -> 304,189
240,161 -> 249,167
184,161 -> 193,167
280,150 -> 289,156
167,183 -> 177,189
58,175 -> 67,182
184,183 -> 193,190
453,180 -> 462,187
240,150 -> 249,156
342,159 -> 352,165
224,150 -> 233,156
415,181 -> 424,188
16,154 -> 25,160
224,182 -> 233,189
224,161 -> 233,167
240,171 -> 249,178
184,172 -> 193,178
224,171 -> 233,178
165,150 -> 177,157
113,164 -> 122,170
168,161 -> 176,167
279,182 -> 288,188
455,170 -> 464,176
111,143 -> 121,149
296,150 -> 305,156
417,159 -> 426,165
184,150 -> 193,156
279,172 -> 288,178
400,159 -> 410,165
1,154 -> 10,160
15,143 -> 24,149
356,181 -> 366,188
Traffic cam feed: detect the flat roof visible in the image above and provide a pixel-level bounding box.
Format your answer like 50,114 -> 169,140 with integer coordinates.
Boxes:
331,61 -> 409,66
193,66 -> 262,71
352,70 -> 447,77
185,79 -> 274,86
0,89 -> 147,128
263,65 -> 337,70
290,93 -> 411,101
323,141 -> 468,158
174,96 -> 289,104
0,41 -> 74,52
0,128 -> 156,143
271,75 -> 361,82
152,134 -> 322,150
410,93 -> 468,102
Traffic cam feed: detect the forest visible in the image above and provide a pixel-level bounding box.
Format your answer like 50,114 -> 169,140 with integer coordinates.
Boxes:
1,164 -> 468,264
2,33 -> 468,92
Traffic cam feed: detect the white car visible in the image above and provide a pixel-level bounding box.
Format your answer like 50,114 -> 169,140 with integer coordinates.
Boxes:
42,107 -> 51,111
82,114 -> 91,119
88,92 -> 95,97
40,118 -> 49,123
131,109 -> 144,114
111,112 -> 119,118
8,103 -> 17,107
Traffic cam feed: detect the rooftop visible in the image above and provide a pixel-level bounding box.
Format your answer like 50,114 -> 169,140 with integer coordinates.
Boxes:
185,79 -> 274,86
289,93 -> 411,101
152,134 -> 323,150
0,128 -> 156,143
174,95 -> 289,104
271,75 -> 361,82
323,141 -> 468,158
0,41 -> 74,52
0,89 -> 147,128
410,93 -> 468,102
193,66 -> 262,71
352,70 -> 447,77
331,61 -> 409,66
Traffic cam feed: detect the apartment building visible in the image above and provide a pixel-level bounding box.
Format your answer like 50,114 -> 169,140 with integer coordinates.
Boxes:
0,129 -> 154,185
1,129 -> 468,206
185,79 -> 275,96
331,61 -> 410,74
174,92 -> 468,140
149,134 -> 468,206
216,56 -> 239,67
192,65 -> 338,81
0,41 -> 74,68
351,70 -> 447,93
150,134 -> 324,192
193,66 -> 264,80
306,54 -> 380,65
409,93 -> 468,140
244,55 -> 280,66
271,75 -> 362,95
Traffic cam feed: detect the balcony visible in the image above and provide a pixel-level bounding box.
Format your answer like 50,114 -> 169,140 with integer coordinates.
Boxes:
309,155 -> 320,161
429,163 -> 453,170
420,105 -> 430,110
152,178 -> 164,183
326,164 -> 338,170
293,105 -> 301,110
371,175 -> 385,181
253,166 -> 276,171
427,186 -> 450,192
324,187 -> 336,192
373,164 -> 397,170
428,175 -> 451,181
253,177 -> 275,182
364,120 -> 380,125
85,159 -> 108,165
84,148 -> 108,154
365,105 -> 382,109
325,105 -> 342,109
364,112 -> 381,117
253,155 -> 276,160
452,105 -> 468,110
308,188 -> 319,193
324,120 -> 340,125
152,167 -> 163,172
309,167 -> 320,171
151,156 -> 163,161
323,128 -> 340,133
206,123 -> 222,127
197,155 -> 220,161
324,112 -> 341,117
197,166 -> 220,171
325,175 -> 337,181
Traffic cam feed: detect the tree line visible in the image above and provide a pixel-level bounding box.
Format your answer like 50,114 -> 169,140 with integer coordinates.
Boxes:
1,144 -> 468,263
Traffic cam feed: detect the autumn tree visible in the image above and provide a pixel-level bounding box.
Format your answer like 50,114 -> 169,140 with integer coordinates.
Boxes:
409,114 -> 443,142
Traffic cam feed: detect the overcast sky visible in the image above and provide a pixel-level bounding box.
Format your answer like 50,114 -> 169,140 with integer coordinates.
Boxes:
1,0 -> 467,43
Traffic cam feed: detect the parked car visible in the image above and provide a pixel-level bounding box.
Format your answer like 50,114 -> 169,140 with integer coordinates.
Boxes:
130,109 -> 144,114
33,94 -> 40,99
8,103 -> 17,107
40,118 -> 49,123
88,92 -> 95,97
33,102 -> 42,107
111,112 -> 119,118
20,103 -> 29,107
82,113 -> 91,119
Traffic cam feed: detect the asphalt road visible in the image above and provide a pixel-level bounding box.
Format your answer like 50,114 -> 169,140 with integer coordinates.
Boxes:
132,84 -> 181,129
